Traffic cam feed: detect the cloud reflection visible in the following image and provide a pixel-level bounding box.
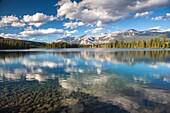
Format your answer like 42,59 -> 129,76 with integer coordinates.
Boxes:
0,50 -> 170,85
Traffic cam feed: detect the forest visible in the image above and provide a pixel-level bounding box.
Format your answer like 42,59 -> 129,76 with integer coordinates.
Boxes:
46,34 -> 170,49
0,38 -> 30,49
0,37 -> 46,49
0,34 -> 170,49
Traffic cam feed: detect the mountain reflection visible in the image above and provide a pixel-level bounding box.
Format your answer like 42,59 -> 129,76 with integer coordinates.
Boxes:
59,75 -> 170,113
0,49 -> 170,84
0,49 -> 170,113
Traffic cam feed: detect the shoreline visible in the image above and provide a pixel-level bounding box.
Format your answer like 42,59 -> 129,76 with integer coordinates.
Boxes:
0,48 -> 170,52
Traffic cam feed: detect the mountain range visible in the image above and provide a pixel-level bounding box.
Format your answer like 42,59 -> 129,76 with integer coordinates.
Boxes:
56,29 -> 170,45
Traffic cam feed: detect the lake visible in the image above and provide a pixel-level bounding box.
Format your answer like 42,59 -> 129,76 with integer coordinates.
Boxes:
0,48 -> 170,113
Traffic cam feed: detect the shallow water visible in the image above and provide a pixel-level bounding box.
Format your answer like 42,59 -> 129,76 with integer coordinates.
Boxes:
0,48 -> 170,113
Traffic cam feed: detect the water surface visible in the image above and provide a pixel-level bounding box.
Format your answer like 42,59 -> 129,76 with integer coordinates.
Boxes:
0,49 -> 170,113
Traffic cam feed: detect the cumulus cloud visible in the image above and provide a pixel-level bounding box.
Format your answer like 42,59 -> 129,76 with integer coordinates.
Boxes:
0,15 -> 25,28
65,30 -> 78,36
64,21 -> 85,29
96,21 -> 103,27
66,30 -> 78,34
128,0 -> 168,11
150,26 -> 161,30
0,13 -> 57,28
151,13 -> 170,20
1,26 -> 77,39
0,33 -> 18,38
85,27 -> 103,34
84,29 -> 90,34
135,11 -> 153,18
92,27 -> 103,34
0,22 -> 6,29
24,26 -> 33,31
20,28 -> 64,37
1,15 -> 19,24
19,27 -> 78,37
11,22 -> 25,27
56,0 -> 169,25
22,13 -> 57,27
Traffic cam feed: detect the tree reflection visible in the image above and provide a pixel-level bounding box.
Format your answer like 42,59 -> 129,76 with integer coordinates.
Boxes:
0,50 -> 170,64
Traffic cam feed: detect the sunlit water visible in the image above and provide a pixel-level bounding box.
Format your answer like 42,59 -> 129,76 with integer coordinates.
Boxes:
0,48 -> 170,113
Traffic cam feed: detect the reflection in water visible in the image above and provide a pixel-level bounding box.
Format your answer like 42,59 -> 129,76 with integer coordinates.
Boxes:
59,75 -> 170,113
0,49 -> 170,113
0,79 -> 129,113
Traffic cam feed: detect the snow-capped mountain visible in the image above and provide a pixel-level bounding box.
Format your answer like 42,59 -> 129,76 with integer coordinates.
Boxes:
56,29 -> 170,45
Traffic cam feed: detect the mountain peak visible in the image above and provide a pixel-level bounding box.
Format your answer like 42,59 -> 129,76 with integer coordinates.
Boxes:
126,29 -> 137,32
148,29 -> 160,32
55,29 -> 170,45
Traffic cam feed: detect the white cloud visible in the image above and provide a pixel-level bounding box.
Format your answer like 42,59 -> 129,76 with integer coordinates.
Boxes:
135,11 -> 153,18
65,30 -> 78,36
96,21 -> 103,27
20,27 -> 78,37
85,27 -> 103,34
56,0 -> 169,25
0,15 -> 25,28
0,33 -> 17,38
23,13 -> 57,27
128,0 -> 168,11
150,26 -> 161,30
1,15 -> 19,24
0,13 -> 57,28
11,22 -> 25,27
20,28 -> 64,37
64,21 -> 85,29
24,26 -> 33,31
151,13 -> 170,20
84,29 -> 90,34
0,22 -> 6,29
66,30 -> 78,34
1,22 -> 79,39
92,27 -> 103,34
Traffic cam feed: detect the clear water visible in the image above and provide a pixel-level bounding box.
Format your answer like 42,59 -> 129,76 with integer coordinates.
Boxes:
0,48 -> 170,113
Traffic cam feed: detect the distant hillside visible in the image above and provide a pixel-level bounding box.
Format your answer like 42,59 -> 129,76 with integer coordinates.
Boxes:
0,37 -> 46,49
56,29 -> 170,45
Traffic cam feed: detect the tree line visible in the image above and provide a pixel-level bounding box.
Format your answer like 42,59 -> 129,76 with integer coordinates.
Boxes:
0,34 -> 169,49
0,37 -> 46,49
102,34 -> 169,49
46,34 -> 170,49
0,38 -> 30,49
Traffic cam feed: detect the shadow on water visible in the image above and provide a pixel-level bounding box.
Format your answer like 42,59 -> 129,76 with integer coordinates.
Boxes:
0,79 -> 129,113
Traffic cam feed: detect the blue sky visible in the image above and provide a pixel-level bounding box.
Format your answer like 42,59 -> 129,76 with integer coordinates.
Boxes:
0,0 -> 170,42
